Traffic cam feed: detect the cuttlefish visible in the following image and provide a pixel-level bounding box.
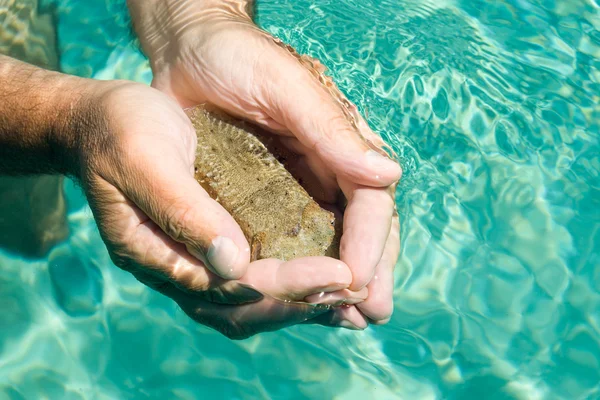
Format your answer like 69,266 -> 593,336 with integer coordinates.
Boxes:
188,106 -> 341,261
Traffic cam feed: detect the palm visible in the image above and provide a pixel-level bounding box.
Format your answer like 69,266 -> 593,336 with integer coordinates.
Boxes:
81,82 -> 356,338
149,20 -> 401,329
152,23 -> 287,128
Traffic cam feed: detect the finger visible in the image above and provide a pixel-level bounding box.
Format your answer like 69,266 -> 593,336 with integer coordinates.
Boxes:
137,173 -> 249,280
304,287 -> 368,306
159,282 -> 330,340
93,184 -> 266,306
98,91 -> 251,280
353,108 -> 395,155
339,180 -> 395,290
189,255 -> 354,306
239,257 -> 353,301
180,255 -> 354,307
87,177 -> 216,292
165,255 -> 352,306
262,43 -> 402,187
308,305 -> 369,331
356,212 -> 401,323
111,134 -> 250,280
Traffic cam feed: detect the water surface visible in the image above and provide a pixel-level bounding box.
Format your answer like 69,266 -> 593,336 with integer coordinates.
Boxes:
1,0 -> 599,398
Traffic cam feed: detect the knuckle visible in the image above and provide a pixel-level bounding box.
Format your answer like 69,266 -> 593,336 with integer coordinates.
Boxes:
314,113 -> 348,149
163,203 -> 196,243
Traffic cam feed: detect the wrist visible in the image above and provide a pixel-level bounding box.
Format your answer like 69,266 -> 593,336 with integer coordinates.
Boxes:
46,77 -> 99,177
0,55 -> 98,176
127,0 -> 253,72
56,79 -> 137,181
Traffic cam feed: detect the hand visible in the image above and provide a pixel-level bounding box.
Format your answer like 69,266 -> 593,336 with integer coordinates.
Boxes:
68,81 -> 358,339
129,0 -> 402,328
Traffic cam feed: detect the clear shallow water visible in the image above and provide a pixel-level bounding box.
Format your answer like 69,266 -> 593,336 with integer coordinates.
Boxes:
1,0 -> 599,398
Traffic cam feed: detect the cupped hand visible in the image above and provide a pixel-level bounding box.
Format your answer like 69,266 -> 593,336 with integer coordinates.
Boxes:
70,81 -> 358,338
131,0 -> 402,328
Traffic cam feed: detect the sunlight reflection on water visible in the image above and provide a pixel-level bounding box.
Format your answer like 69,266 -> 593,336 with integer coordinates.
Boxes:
0,0 -> 599,398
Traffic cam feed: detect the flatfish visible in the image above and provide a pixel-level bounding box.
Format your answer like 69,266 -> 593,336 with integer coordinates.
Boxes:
188,106 -> 341,261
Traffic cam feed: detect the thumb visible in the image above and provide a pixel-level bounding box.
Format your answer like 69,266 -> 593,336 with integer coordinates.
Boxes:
114,133 -> 251,280
263,41 -> 402,187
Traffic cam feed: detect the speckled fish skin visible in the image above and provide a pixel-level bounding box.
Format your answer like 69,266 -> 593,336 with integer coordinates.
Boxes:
187,105 -> 340,261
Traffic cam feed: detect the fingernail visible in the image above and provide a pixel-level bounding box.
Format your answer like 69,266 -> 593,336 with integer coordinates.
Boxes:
207,236 -> 240,279
339,320 -> 363,331
365,150 -> 402,175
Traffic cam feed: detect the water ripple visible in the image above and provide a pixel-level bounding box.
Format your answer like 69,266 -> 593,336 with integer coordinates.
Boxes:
0,0 -> 598,398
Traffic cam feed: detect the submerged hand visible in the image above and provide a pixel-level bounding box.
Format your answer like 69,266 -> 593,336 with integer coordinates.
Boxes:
69,81 -> 357,338
129,0 -> 402,328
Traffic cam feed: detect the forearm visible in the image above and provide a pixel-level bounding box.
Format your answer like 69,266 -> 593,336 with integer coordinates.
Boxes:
0,55 -> 89,176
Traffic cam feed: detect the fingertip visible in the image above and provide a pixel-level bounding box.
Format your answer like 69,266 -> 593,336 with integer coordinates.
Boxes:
362,150 -> 403,185
187,236 -> 250,280
337,305 -> 369,330
206,236 -> 249,280
319,147 -> 401,188
371,316 -> 392,326
361,299 -> 393,323
335,261 -> 354,288
273,257 -> 353,300
356,277 -> 394,322
348,273 -> 373,292
340,185 -> 395,291
284,258 -> 352,289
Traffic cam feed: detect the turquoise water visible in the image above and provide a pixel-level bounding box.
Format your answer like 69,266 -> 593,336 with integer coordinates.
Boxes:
1,0 -> 600,398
